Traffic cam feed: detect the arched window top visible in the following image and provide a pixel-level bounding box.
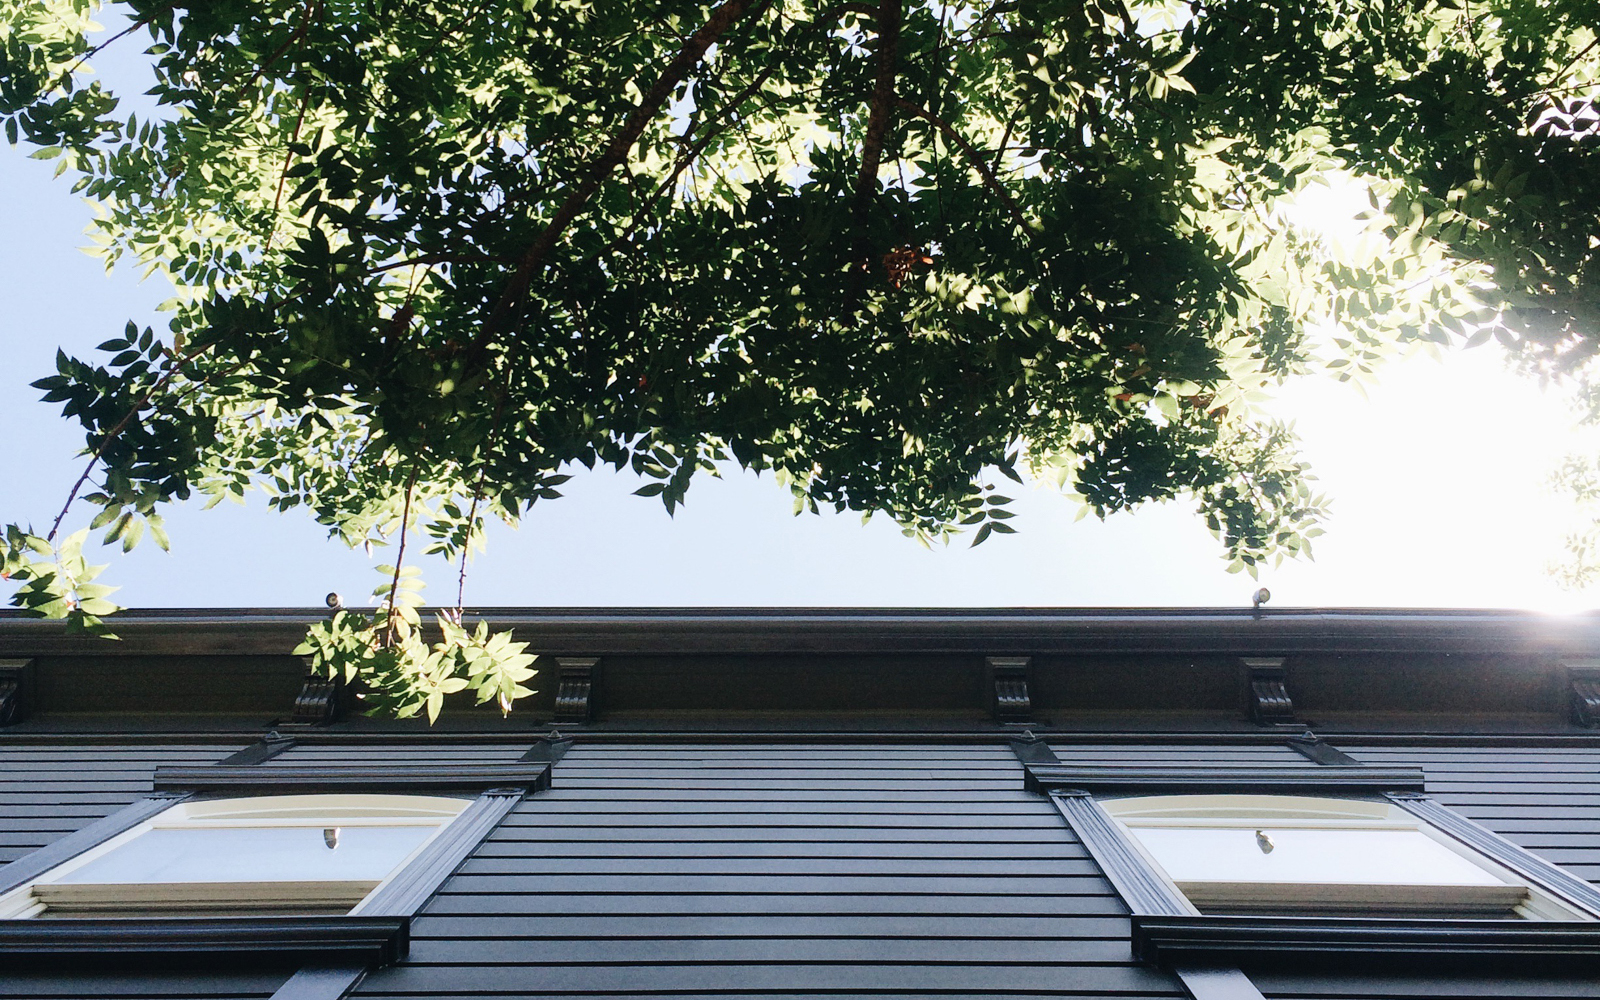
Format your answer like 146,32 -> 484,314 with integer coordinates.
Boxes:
180,793 -> 470,823
1101,793 -> 1405,826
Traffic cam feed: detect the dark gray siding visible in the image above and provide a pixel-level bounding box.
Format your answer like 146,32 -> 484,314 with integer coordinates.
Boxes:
357,742 -> 1183,999
0,969 -> 293,1000
0,742 -> 242,865
4,738 -> 1598,1000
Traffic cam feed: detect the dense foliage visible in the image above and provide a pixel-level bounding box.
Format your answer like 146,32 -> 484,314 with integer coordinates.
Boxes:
2,0 -> 1596,716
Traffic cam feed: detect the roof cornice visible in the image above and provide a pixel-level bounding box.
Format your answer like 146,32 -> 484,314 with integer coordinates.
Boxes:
2,606 -> 1599,657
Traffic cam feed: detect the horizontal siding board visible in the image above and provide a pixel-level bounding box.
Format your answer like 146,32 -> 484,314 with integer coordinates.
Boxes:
400,936 -> 1136,964
552,767 -> 1019,780
486,825 -> 1068,842
437,873 -> 1113,895
534,788 -> 1029,801
553,778 -> 1014,790
471,840 -> 1089,859
495,800 -> 1047,815
359,963 -> 1179,994
421,892 -> 1131,916
366,992 -> 1177,998
455,856 -> 1102,876
410,914 -> 1132,939
0,971 -> 288,997
495,813 -> 1067,828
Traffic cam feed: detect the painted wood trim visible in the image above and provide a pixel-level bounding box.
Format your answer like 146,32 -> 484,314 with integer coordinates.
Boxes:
8,606 -> 1600,658
33,880 -> 376,914
1388,792 -> 1600,917
1174,965 -> 1268,1000
1132,914 -> 1600,964
359,788 -> 525,918
0,915 -> 407,964
1286,733 -> 1362,766
1047,790 -> 1192,917
151,763 -> 551,794
1024,764 -> 1426,795
270,964 -> 366,1000
218,732 -> 297,765
0,792 -> 190,896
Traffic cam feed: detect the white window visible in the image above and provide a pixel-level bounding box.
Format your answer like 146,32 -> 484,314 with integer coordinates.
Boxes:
0,794 -> 469,919
1102,793 -> 1591,921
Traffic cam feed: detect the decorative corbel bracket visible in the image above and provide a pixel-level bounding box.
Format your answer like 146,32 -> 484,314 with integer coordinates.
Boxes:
987,656 -> 1033,723
1561,660 -> 1600,728
0,659 -> 36,727
287,667 -> 346,727
1242,656 -> 1295,726
553,657 -> 601,724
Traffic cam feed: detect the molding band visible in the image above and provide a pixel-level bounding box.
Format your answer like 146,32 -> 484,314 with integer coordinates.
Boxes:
152,763 -> 551,794
1025,764 -> 1425,795
0,916 -> 406,964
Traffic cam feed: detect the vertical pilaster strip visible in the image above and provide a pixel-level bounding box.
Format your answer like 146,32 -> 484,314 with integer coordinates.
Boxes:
269,964 -> 366,1000
1047,789 -> 1192,917
1174,966 -> 1268,1000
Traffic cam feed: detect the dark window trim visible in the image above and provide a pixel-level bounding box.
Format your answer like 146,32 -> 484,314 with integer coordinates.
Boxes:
1134,915 -> 1600,966
1024,764 -> 1426,796
0,763 -> 549,966
151,762 -> 552,794
1026,763 -> 1600,969
0,916 -> 408,965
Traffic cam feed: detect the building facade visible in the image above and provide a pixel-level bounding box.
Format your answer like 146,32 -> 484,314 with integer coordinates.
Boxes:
2,607 -> 1600,1000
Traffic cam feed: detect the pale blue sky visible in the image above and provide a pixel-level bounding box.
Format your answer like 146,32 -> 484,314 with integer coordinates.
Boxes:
2,17 -> 1596,612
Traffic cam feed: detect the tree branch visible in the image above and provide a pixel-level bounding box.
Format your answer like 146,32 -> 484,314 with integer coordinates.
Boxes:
853,0 -> 903,226
476,0 -> 766,354
893,98 -> 1032,234
610,60 -> 782,252
45,341 -> 218,543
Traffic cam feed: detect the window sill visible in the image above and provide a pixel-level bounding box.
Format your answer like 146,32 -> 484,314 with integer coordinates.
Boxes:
1132,913 -> 1600,966
0,914 -> 408,964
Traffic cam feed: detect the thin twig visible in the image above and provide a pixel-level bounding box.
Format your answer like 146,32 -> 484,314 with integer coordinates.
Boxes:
383,464 -> 420,646
243,0 -> 320,94
62,8 -> 167,78
610,61 -> 781,251
268,86 -> 314,229
45,341 -> 214,543
893,98 -> 1032,233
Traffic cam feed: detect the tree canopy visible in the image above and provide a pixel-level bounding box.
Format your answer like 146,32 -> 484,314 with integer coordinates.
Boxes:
2,0 -> 1597,718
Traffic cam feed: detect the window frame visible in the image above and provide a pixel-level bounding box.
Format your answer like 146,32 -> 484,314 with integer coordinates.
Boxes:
0,759 -> 552,965
1023,761 -> 1600,967
1100,792 -> 1578,921
1,792 -> 474,920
